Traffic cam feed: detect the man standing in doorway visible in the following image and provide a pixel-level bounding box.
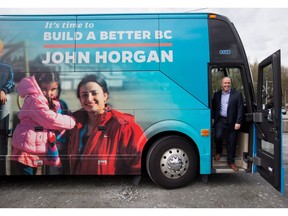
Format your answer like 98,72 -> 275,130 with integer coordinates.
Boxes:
212,76 -> 244,171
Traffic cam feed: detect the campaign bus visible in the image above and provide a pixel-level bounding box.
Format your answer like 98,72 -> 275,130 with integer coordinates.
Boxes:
0,13 -> 284,193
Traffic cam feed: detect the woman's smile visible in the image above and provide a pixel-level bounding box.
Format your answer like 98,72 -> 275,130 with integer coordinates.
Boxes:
79,81 -> 108,114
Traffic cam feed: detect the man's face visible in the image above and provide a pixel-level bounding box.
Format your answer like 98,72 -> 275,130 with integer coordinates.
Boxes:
221,77 -> 231,93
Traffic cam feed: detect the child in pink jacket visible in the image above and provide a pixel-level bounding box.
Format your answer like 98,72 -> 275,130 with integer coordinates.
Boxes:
12,71 -> 76,175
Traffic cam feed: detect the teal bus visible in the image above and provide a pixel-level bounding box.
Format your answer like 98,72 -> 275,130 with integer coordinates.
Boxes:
0,12 -> 284,193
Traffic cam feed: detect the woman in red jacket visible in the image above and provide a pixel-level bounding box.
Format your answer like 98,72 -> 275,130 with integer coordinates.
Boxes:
68,74 -> 147,175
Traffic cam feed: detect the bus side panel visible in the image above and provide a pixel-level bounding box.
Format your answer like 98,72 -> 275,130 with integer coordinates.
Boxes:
1,14 -> 211,176
159,16 -> 210,107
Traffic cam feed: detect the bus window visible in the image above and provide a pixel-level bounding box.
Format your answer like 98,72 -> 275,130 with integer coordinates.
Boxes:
260,63 -> 274,155
261,65 -> 274,111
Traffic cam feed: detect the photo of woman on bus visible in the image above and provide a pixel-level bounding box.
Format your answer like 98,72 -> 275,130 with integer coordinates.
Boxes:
68,74 -> 147,175
11,71 -> 76,175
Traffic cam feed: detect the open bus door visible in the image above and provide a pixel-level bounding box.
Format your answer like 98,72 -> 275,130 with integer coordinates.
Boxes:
255,50 -> 284,193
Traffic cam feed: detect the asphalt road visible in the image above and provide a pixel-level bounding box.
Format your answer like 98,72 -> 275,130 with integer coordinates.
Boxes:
0,134 -> 287,208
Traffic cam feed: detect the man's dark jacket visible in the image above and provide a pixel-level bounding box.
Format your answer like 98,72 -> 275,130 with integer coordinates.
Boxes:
212,88 -> 244,128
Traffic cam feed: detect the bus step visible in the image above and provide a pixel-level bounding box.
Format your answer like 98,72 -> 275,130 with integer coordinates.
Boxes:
212,155 -> 243,167
213,166 -> 246,173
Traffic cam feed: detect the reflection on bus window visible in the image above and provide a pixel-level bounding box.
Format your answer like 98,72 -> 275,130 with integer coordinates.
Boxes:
261,64 -> 274,111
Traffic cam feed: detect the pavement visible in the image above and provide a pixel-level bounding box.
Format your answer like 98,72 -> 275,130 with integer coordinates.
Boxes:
0,133 -> 287,208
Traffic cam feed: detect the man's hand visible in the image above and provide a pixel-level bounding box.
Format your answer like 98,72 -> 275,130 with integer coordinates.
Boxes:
0,90 -> 7,105
235,123 -> 241,130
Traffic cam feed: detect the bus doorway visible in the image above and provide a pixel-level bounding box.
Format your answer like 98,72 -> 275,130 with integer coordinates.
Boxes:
210,66 -> 249,173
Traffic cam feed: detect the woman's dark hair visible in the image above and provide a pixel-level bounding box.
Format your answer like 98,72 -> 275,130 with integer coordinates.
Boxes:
35,71 -> 60,85
77,74 -> 109,98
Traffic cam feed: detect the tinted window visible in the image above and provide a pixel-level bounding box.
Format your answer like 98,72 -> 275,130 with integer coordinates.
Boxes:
209,19 -> 242,62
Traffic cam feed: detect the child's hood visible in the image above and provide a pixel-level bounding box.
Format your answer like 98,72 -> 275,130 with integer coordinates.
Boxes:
17,76 -> 43,98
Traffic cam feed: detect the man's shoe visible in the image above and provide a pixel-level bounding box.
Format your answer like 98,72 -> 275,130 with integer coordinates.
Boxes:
228,163 -> 239,171
214,154 -> 221,161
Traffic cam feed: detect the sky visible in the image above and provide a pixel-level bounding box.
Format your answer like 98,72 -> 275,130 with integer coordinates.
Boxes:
1,1 -> 288,66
